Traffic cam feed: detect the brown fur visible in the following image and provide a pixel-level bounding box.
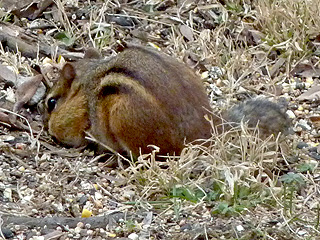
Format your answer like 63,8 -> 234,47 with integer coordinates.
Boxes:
45,46 -> 213,157
45,46 -> 290,158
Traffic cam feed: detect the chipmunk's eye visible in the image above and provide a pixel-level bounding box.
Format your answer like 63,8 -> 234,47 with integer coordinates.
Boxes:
47,97 -> 57,113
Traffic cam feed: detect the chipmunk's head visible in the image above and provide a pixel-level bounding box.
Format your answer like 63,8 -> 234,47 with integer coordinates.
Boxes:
44,48 -> 102,147
44,62 -> 89,147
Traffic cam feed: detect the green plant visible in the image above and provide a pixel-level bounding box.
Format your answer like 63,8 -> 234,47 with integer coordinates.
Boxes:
54,31 -> 75,47
280,173 -> 305,215
297,163 -> 316,173
212,202 -> 245,216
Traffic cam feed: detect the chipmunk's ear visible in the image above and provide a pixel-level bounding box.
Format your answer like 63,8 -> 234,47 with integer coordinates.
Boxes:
84,48 -> 102,59
61,63 -> 76,82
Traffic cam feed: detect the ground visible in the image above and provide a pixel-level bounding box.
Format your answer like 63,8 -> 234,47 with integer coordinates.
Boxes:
0,0 -> 320,239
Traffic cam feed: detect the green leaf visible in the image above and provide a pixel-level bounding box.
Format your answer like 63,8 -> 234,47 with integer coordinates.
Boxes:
280,173 -> 305,187
212,202 -> 241,216
54,31 -> 75,47
297,163 -> 316,173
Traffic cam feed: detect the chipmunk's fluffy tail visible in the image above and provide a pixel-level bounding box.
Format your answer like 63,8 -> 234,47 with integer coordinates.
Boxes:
221,99 -> 291,136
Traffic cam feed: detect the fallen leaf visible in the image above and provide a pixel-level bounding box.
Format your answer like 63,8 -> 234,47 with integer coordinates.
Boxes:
297,85 -> 320,101
269,58 -> 286,77
0,0 -> 34,12
180,25 -> 194,42
42,230 -> 65,240
183,51 -> 199,68
13,74 -> 43,112
0,108 -> 32,130
290,63 -> 320,78
0,111 -> 11,125
239,28 -> 265,46
8,0 -> 54,20
309,116 -> 320,128
131,29 -> 149,42
40,61 -> 64,87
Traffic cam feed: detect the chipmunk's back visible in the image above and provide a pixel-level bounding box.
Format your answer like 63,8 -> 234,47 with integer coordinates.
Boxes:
46,46 -> 212,157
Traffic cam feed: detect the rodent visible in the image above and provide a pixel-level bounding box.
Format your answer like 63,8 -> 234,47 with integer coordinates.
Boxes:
44,46 -> 290,158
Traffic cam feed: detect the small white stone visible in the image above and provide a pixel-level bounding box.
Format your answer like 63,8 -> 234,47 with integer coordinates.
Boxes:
76,222 -> 84,228
286,110 -> 295,119
0,135 -> 15,142
4,188 -> 12,201
94,191 -> 103,200
32,237 -> 44,240
5,87 -> 15,103
236,225 -> 244,232
31,209 -> 38,214
123,190 -> 135,199
74,227 -> 81,234
201,71 -> 209,79
128,233 -> 139,240
298,229 -> 307,235
73,233 -> 81,239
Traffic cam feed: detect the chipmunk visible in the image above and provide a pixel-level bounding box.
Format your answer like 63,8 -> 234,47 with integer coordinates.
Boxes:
44,46 -> 290,158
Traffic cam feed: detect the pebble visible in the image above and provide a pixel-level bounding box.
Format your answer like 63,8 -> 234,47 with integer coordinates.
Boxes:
1,228 -> 14,238
74,227 -> 81,234
73,233 -> 81,239
236,225 -> 244,232
0,135 -> 15,143
208,66 -> 224,79
128,233 -> 139,240
286,110 -> 295,119
94,199 -> 103,208
33,237 -> 44,240
77,222 -> 84,228
48,195 -> 55,200
4,188 -> 12,201
309,147 -> 318,152
296,119 -> 312,131
15,143 -> 27,150
180,223 -> 192,231
312,133 -> 320,138
94,191 -> 103,200
297,142 -> 309,149
294,126 -> 303,133
18,166 -> 25,172
298,229 -> 307,236
31,209 -> 38,214
296,83 -> 305,90
123,190 -> 135,199
309,152 -> 320,160
79,195 -> 88,205
294,110 -> 304,117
